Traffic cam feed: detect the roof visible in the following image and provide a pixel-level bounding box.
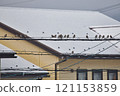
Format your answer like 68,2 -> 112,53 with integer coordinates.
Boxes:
0,7 -> 120,55
0,44 -> 47,72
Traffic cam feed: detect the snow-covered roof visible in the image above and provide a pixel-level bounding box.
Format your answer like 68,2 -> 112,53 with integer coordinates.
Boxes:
0,44 -> 45,70
0,7 -> 120,55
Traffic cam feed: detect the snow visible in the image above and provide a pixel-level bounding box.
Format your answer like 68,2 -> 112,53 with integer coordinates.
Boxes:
0,44 -> 42,69
0,7 -> 120,54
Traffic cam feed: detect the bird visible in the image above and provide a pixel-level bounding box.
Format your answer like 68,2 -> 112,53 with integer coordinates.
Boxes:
72,51 -> 74,54
110,35 -> 113,38
4,34 -> 7,37
27,31 -> 29,33
51,35 -> 56,38
58,34 -> 63,39
99,35 -> 101,39
107,35 -> 109,38
95,35 -> 97,39
102,35 -> 105,39
67,35 -> 69,38
64,35 -> 66,38
86,33 -> 89,39
88,47 -> 90,50
73,34 -> 76,38
84,49 -> 86,51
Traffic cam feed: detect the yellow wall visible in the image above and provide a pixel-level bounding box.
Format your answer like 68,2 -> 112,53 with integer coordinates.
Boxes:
58,59 -> 120,80
0,28 -> 59,80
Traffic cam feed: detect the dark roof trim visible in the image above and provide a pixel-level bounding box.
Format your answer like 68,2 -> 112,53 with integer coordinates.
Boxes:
0,52 -> 17,58
0,22 -> 61,57
63,54 -> 120,59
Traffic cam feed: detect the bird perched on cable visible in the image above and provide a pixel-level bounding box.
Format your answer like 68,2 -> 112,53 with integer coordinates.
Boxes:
86,33 -> 89,39
64,35 -> 66,38
95,35 -> 97,39
67,35 -> 69,38
4,34 -> 7,37
51,35 -> 56,38
99,35 -> 101,39
110,35 -> 113,38
58,34 -> 63,39
73,34 -> 76,38
72,51 -> 74,54
102,35 -> 105,39
107,35 -> 109,38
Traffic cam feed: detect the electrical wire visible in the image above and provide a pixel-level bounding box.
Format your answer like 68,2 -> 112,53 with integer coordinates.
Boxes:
62,41 -> 120,70
95,2 -> 120,12
40,32 -> 120,69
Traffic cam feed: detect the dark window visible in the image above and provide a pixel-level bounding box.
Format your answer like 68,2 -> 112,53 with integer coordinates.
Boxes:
107,70 -> 118,80
77,69 -> 87,80
92,70 -> 103,80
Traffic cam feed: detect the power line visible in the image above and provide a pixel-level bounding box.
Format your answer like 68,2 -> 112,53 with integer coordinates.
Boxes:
95,2 -> 120,12
0,37 -> 120,41
62,41 -> 120,70
29,33 -> 120,80
40,33 -> 120,69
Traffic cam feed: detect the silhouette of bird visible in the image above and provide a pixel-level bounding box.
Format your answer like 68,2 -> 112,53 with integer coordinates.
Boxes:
58,34 -> 63,39
4,34 -> 7,37
51,35 -> 56,38
64,35 -> 66,38
107,35 -> 109,38
110,35 -> 113,38
84,49 -> 86,51
95,35 -> 97,39
102,35 -> 105,39
86,33 -> 89,39
73,34 -> 76,38
99,35 -> 101,39
67,35 -> 69,38
72,51 -> 74,54
27,31 -> 29,33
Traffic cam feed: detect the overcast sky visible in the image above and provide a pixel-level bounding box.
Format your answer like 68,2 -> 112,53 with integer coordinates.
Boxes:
0,0 -> 120,21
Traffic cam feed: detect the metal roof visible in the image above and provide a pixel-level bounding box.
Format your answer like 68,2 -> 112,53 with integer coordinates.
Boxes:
0,7 -> 120,55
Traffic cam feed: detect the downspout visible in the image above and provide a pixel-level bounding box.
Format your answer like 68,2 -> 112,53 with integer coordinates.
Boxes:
55,58 -> 68,80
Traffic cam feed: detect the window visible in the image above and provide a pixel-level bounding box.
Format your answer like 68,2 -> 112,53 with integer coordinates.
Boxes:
92,70 -> 103,80
107,70 -> 118,80
77,69 -> 87,80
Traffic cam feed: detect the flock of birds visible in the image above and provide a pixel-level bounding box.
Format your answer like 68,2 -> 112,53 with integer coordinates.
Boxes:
1,32 -> 115,55
51,34 -> 76,39
3,32 -> 113,40
86,33 -> 113,39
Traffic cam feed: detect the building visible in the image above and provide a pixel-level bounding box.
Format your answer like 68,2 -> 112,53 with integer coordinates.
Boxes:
0,7 -> 120,80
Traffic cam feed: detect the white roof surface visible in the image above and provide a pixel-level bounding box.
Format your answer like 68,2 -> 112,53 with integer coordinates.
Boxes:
0,44 -> 41,69
0,7 -> 120,54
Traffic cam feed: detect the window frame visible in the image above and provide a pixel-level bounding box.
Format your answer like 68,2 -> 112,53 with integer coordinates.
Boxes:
92,69 -> 103,80
107,70 -> 118,80
77,69 -> 87,80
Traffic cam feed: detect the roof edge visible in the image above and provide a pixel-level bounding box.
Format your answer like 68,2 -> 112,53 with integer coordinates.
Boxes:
0,22 -> 62,57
